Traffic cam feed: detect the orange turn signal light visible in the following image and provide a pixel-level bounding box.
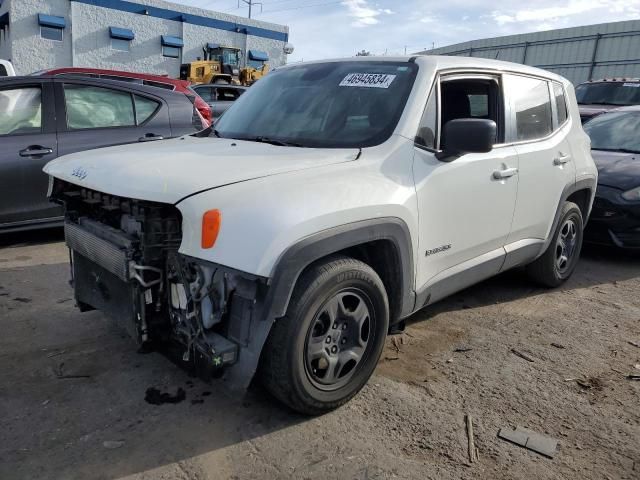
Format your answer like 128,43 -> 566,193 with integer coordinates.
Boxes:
201,209 -> 221,249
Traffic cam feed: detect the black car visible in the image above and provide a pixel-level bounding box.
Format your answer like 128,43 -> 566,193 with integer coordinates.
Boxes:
576,78 -> 640,123
583,106 -> 640,249
0,75 -> 206,233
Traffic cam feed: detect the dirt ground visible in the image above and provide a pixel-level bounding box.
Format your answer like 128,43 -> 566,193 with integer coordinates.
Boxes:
0,229 -> 638,480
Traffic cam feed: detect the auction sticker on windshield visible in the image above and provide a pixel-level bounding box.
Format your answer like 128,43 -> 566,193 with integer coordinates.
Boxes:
339,73 -> 396,88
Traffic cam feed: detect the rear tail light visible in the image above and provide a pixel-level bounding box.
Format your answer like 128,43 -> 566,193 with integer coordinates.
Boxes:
185,93 -> 208,130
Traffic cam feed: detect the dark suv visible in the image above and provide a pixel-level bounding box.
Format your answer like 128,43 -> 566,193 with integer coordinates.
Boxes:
576,78 -> 640,122
0,75 -> 206,232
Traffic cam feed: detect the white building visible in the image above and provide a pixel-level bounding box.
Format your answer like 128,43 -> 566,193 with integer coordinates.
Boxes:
0,0 -> 290,76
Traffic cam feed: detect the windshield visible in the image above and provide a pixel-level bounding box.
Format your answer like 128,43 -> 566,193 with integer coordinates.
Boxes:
575,82 -> 640,106
583,110 -> 640,153
222,50 -> 239,66
214,61 -> 418,148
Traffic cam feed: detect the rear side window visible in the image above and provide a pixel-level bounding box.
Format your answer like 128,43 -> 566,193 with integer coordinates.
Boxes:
0,87 -> 42,135
134,95 -> 159,124
553,82 -> 568,126
64,85 -> 160,129
216,88 -> 243,101
64,85 -> 135,129
194,87 -> 214,103
509,75 -> 553,141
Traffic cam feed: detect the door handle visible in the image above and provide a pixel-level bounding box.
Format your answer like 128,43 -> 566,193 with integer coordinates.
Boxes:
553,153 -> 571,165
138,134 -> 164,142
493,167 -> 518,179
19,146 -> 53,157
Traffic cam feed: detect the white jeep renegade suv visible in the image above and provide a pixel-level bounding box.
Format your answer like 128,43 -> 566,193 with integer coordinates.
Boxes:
45,56 -> 597,414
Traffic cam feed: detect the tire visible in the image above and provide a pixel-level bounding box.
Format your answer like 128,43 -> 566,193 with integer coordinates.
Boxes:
259,256 -> 389,415
526,201 -> 584,287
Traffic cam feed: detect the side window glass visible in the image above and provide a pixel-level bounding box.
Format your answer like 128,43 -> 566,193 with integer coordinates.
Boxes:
134,95 -> 159,124
64,85 -> 135,129
415,85 -> 437,149
510,75 -> 553,141
438,78 -> 501,146
0,87 -> 42,136
195,88 -> 213,102
553,82 -> 568,126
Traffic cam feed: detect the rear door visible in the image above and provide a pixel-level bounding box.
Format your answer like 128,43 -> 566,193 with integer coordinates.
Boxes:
55,80 -> 172,156
0,80 -> 60,227
505,75 -> 576,246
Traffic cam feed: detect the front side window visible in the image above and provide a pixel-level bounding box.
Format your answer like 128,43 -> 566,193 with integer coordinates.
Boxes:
583,111 -> 640,153
215,61 -> 418,148
64,85 -> 135,129
415,85 -> 437,149
41,26 -> 63,42
508,75 -> 553,141
0,87 -> 42,135
163,46 -> 181,59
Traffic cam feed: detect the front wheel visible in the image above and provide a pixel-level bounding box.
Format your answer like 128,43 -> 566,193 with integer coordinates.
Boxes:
526,201 -> 584,287
259,256 -> 389,415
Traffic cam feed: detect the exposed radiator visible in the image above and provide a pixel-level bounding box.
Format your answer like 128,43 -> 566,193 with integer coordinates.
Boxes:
64,221 -> 131,282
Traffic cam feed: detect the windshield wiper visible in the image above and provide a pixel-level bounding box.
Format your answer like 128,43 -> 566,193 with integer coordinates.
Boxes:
243,136 -> 305,147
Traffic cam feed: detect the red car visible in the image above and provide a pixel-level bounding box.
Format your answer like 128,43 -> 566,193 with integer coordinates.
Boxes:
34,67 -> 212,127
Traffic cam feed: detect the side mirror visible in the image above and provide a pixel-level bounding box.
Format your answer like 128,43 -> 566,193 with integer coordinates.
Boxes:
436,118 -> 497,161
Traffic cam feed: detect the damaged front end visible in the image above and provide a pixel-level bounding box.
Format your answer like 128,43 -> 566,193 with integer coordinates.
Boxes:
51,179 -> 271,389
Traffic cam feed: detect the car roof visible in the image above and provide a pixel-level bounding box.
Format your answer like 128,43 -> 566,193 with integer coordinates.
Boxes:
274,55 -> 570,84
1,75 -> 190,99
34,67 -> 191,89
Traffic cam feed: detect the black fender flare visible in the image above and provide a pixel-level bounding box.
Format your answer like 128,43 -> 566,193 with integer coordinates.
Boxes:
540,176 -> 597,255
263,217 -> 416,323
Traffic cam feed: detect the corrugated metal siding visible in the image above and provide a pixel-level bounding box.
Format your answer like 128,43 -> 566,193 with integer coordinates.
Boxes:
417,20 -> 640,84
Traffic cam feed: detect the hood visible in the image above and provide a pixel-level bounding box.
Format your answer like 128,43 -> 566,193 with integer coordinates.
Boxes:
592,149 -> 640,191
579,104 -> 616,121
44,136 -> 359,204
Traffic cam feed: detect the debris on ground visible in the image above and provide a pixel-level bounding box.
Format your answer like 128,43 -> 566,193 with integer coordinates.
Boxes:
498,426 -> 558,458
103,440 -> 124,449
628,341 -> 639,348
551,343 -> 566,349
465,414 -> 479,464
626,374 -> 640,381
454,346 -> 473,353
510,348 -> 535,362
144,387 -> 186,405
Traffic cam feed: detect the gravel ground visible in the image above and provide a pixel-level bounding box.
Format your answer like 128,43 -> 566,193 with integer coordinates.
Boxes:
0,230 -> 638,480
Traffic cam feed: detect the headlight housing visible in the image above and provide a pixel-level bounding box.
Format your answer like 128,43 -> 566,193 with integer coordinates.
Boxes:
621,186 -> 640,202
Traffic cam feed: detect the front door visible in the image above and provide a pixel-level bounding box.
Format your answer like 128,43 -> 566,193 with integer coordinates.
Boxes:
413,73 -> 519,301
0,81 -> 60,227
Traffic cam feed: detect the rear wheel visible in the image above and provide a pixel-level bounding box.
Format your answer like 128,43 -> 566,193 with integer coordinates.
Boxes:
259,256 -> 389,415
526,201 -> 583,287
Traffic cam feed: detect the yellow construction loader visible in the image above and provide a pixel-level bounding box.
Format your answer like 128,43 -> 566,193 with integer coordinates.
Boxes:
240,50 -> 270,86
179,44 -> 242,85
179,44 -> 269,86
